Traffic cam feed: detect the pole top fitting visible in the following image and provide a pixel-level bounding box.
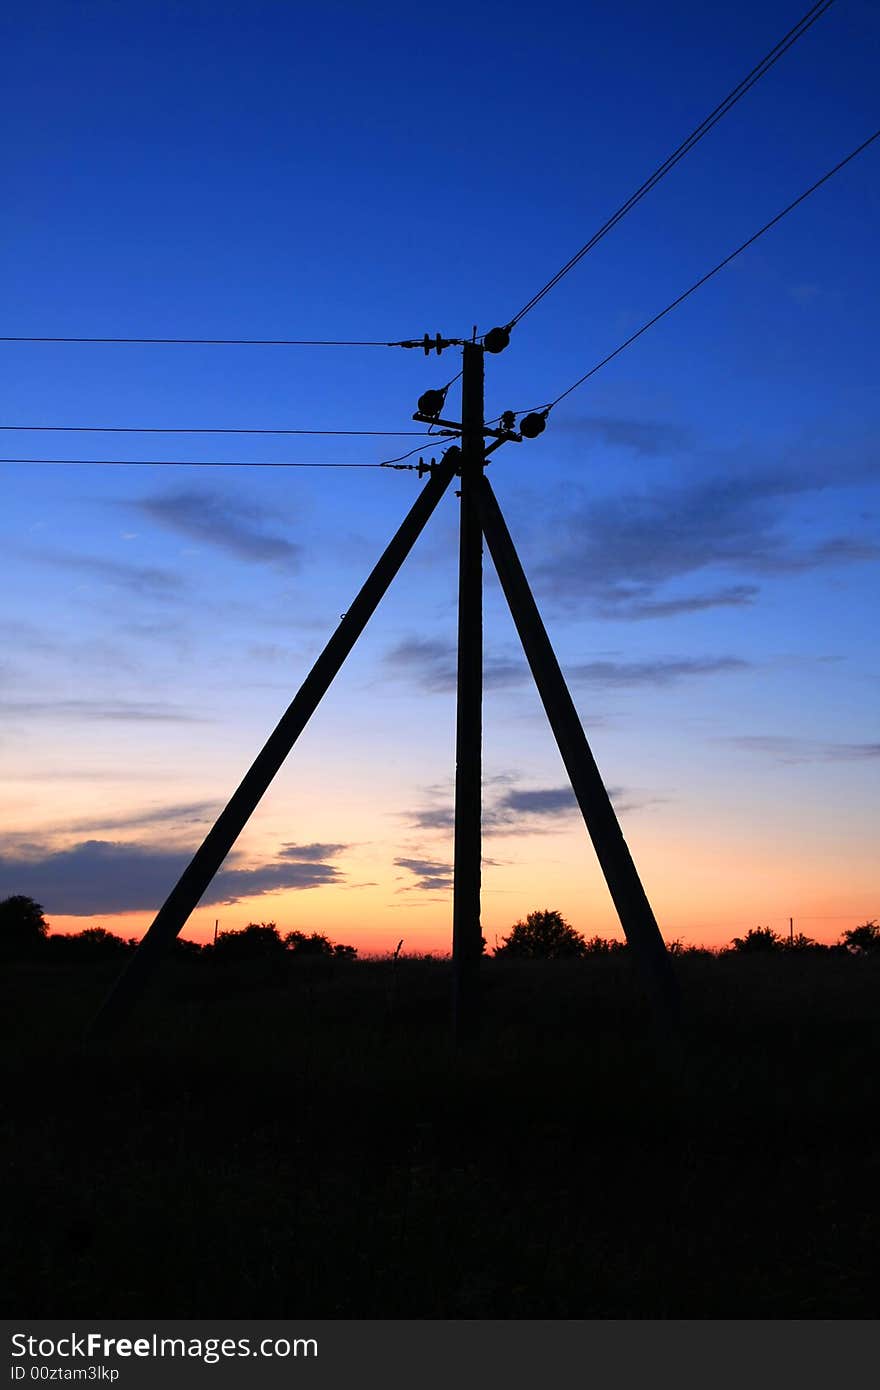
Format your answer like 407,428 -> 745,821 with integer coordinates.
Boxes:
396,334 -> 463,356
483,326 -> 511,355
519,409 -> 549,439
416,387 -> 447,419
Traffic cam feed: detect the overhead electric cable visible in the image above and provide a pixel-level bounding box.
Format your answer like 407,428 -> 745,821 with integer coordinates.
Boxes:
0,439 -> 454,470
505,0 -> 836,332
0,457 -> 391,469
0,335 -> 421,347
517,128 -> 880,417
0,425 -> 433,437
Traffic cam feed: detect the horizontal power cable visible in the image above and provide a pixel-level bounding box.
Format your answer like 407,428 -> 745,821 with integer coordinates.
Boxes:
521,128 -> 880,416
0,425 -> 433,437
0,335 -> 419,347
504,0 -> 836,332
0,457 -> 390,469
0,439 -> 453,470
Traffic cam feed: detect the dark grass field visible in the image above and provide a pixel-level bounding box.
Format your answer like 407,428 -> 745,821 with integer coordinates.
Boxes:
2,951 -> 878,1317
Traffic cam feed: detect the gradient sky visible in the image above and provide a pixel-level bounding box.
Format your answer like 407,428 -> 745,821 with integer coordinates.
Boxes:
2,0 -> 877,953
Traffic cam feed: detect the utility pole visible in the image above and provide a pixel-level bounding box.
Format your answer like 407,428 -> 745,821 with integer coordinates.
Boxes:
87,323 -> 680,1043
452,341 -> 485,1044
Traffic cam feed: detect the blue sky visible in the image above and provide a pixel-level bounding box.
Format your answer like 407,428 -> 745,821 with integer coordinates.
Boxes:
1,0 -> 877,950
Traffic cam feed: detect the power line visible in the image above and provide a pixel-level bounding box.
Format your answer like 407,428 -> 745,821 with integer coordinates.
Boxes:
0,335 -> 418,347
0,439 -> 450,470
529,128 -> 879,414
0,425 -> 433,437
0,456 -> 389,469
505,0 -> 836,331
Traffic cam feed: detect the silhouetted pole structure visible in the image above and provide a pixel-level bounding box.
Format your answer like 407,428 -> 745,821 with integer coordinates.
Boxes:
88,455 -> 458,1037
86,326 -> 679,1042
452,343 -> 485,1042
476,475 -> 680,1022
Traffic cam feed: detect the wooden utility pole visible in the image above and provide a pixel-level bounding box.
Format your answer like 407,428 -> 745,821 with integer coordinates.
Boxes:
86,326 -> 680,1044
452,342 -> 485,1043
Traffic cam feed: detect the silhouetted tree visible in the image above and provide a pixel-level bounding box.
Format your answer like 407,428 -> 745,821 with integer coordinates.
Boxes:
583,934 -> 627,954
332,942 -> 358,959
840,920 -> 880,955
173,936 -> 204,960
0,895 -> 49,960
213,922 -> 286,961
730,926 -> 782,953
494,909 -> 588,959
46,927 -> 131,961
284,930 -> 335,957
781,931 -> 822,953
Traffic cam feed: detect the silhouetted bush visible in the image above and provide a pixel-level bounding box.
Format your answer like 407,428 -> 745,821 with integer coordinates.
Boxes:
0,896 -> 49,960
212,922 -> 286,961
583,934 -> 627,954
780,932 -> 828,954
494,909 -> 589,960
667,938 -> 715,958
284,930 -> 335,957
840,920 -> 880,955
46,928 -> 131,962
729,927 -> 783,954
173,937 -> 204,960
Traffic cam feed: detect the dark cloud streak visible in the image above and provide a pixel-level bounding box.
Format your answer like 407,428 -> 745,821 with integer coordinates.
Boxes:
137,489 -> 301,568
0,839 -> 345,915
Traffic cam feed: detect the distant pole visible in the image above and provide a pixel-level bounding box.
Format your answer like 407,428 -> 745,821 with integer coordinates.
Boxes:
790,916 -> 793,945
452,341 -> 485,1044
87,456 -> 458,1038
213,919 -> 219,946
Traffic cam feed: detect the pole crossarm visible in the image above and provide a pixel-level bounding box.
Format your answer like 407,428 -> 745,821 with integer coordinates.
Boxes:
87,454 -> 459,1038
475,475 -> 680,1023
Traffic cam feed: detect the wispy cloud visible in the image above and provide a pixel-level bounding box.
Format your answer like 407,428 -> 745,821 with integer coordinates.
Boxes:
538,464 -> 879,614
384,638 -> 524,694
597,583 -> 759,621
0,698 -> 208,723
568,656 -> 750,687
137,489 -> 302,567
0,838 -> 346,915
278,842 -> 348,861
394,856 -> 453,893
497,787 -> 575,817
47,552 -> 184,600
384,637 -> 748,694
62,800 -> 223,835
725,735 -> 880,764
555,414 -> 693,456
402,779 -> 662,844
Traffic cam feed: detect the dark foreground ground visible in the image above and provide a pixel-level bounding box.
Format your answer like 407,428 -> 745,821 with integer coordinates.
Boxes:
2,952 -> 878,1317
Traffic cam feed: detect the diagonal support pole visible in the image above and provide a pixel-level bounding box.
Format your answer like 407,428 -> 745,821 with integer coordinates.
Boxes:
475,475 -> 680,1024
88,455 -> 458,1038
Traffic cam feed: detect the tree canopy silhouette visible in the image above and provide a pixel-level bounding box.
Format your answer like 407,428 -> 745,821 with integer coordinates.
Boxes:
212,922 -> 286,961
494,908 -> 589,960
0,895 -> 49,960
284,930 -> 334,957
730,926 -> 782,953
46,927 -> 131,961
841,920 -> 880,954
